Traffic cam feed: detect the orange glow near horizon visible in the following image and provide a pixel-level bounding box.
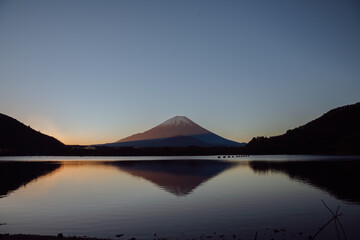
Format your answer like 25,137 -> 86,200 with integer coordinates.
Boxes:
14,112 -> 284,146
54,134 -> 118,146
22,114 -> 255,145
42,128 -> 252,146
52,132 -> 252,146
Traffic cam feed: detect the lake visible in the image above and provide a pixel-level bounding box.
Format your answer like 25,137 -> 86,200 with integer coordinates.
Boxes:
1,155 -> 360,240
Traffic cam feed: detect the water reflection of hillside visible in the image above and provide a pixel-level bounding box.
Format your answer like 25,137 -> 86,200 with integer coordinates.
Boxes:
0,161 -> 61,197
109,160 -> 237,196
250,160 -> 360,204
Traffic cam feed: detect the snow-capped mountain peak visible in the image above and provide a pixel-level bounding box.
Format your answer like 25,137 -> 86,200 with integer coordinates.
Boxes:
112,115 -> 243,147
160,116 -> 194,127
116,116 -> 210,143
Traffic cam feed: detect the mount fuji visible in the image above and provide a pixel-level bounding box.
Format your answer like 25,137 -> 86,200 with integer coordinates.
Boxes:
102,116 -> 245,148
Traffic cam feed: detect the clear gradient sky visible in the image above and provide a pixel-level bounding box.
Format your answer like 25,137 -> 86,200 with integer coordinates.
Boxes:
0,0 -> 359,145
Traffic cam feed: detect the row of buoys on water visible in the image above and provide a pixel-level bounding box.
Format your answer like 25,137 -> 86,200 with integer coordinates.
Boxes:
218,155 -> 249,158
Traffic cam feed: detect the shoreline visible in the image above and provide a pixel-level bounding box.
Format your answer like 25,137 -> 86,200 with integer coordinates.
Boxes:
0,233 -> 245,240
0,234 -> 117,240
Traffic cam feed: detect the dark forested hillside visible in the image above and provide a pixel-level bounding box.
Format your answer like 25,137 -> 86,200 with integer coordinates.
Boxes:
0,113 -> 65,155
245,102 -> 360,154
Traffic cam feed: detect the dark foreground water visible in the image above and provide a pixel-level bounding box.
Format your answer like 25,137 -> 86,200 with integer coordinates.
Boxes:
0,155 -> 360,240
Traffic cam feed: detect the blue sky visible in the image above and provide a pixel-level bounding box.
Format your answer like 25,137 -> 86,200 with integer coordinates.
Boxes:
0,0 -> 359,145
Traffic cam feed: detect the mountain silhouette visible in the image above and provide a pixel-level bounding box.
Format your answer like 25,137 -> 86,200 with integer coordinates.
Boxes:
104,116 -> 244,148
245,102 -> 360,154
0,113 -> 65,155
108,160 -> 238,196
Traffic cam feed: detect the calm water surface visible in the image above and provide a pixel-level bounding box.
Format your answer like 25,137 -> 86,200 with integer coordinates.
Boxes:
0,155 -> 360,240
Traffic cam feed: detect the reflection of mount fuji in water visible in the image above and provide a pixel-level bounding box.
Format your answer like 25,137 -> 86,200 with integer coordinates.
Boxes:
109,160 -> 237,196
250,160 -> 360,204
